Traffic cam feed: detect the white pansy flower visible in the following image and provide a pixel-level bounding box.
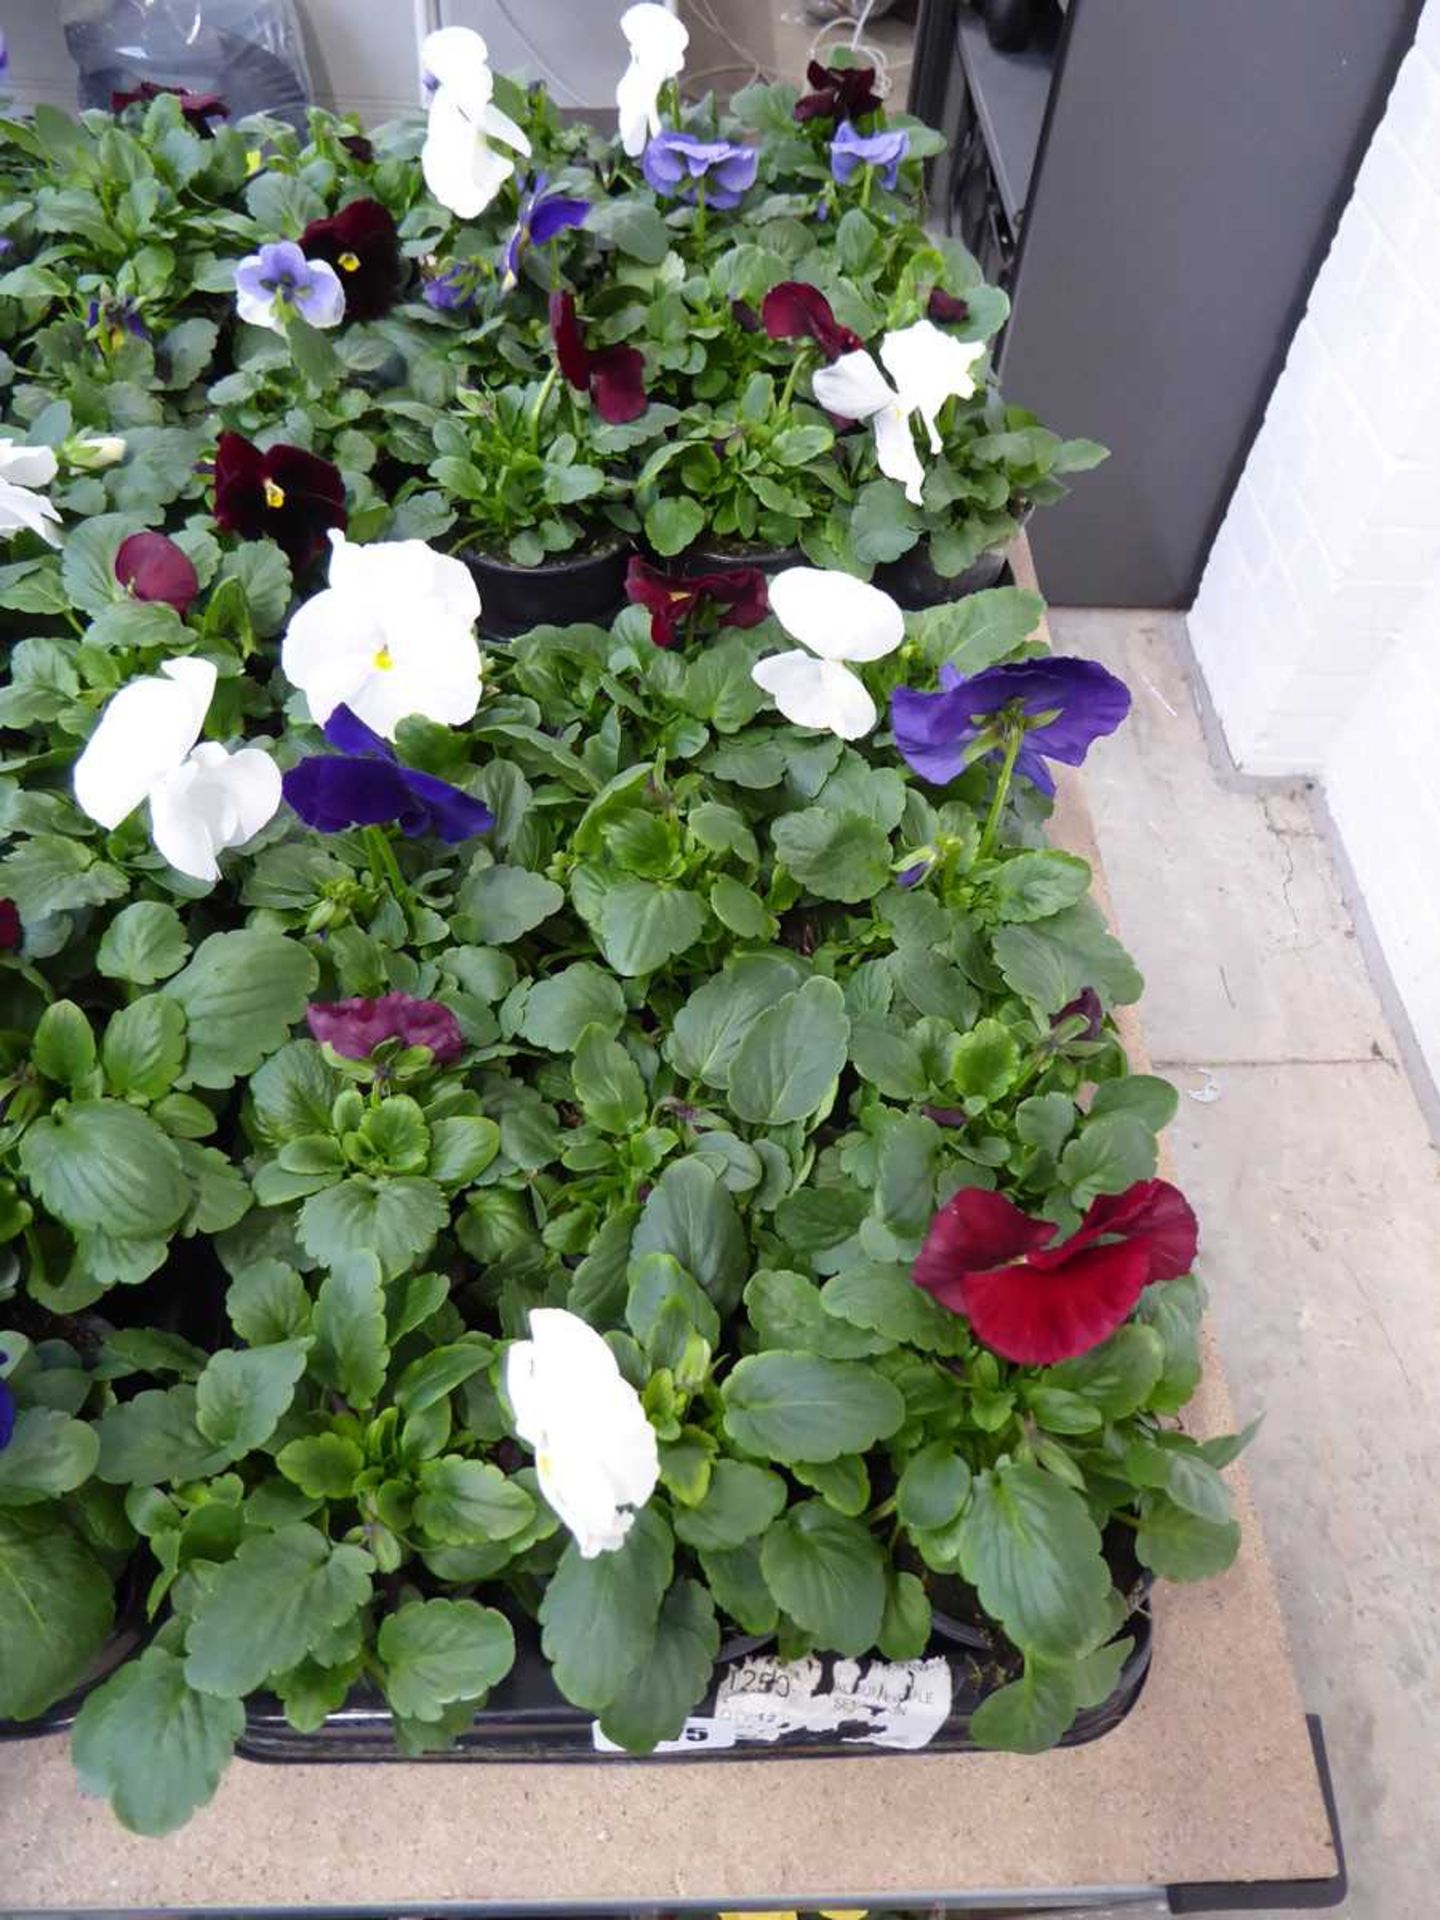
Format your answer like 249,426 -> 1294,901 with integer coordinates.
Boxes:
0,438 -> 61,545
813,319 -> 987,505
420,26 -> 531,219
751,566 -> 905,740
616,3 -> 689,159
505,1308 -> 660,1558
281,530 -> 483,739
73,657 -> 281,884
64,432 -> 127,473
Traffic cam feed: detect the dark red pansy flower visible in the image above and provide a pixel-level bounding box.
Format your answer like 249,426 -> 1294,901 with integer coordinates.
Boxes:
548,291 -> 648,425
927,287 -> 970,325
110,80 -> 228,135
1052,987 -> 1104,1042
300,198 -> 402,322
761,281 -> 863,364
0,899 -> 20,952
913,1179 -> 1198,1366
625,556 -> 769,648
340,132 -> 375,164
307,991 -> 464,1065
731,299 -> 761,333
114,531 -> 199,618
794,59 -> 883,125
212,431 -> 346,570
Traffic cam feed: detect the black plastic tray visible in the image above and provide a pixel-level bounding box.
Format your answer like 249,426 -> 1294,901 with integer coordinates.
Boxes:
237,1605 -> 1152,1764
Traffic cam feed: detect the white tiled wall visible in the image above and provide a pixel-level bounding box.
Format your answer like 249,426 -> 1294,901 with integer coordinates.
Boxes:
1189,0 -> 1440,1086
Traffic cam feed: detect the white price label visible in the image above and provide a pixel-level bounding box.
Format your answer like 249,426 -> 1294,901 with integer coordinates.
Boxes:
591,1716 -> 738,1754
712,1653 -> 952,1750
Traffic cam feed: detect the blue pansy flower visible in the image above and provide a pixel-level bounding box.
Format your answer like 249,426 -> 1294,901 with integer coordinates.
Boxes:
282,705 -> 494,843
642,131 -> 758,210
501,174 -> 590,291
830,120 -> 910,190
891,657 -> 1132,796
0,1357 -> 14,1454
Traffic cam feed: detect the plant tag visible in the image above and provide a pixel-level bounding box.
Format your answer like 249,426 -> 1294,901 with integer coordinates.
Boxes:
712,1653 -> 952,1750
591,1717 -> 739,1754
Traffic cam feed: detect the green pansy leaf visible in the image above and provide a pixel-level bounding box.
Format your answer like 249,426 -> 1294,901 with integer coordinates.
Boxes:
96,1386 -> 233,1487
32,1000 -> 97,1088
1043,1324 -> 1165,1420
0,835 -> 126,920
673,1459 -> 788,1550
760,1500 -> 887,1655
632,1159 -> 748,1314
968,1656 -> 1079,1753
164,931 -> 317,1089
950,1017 -> 1021,1103
1059,1112 -> 1157,1207
819,1262 -> 967,1356
413,1457 -> 535,1545
721,1352 -> 905,1464
771,808 -> 893,904
276,1432 -> 364,1500
987,850 -> 1092,922
457,864 -> 565,944
309,1250 -> 389,1409
663,953 -> 803,1088
727,977 -> 849,1126
392,1340 -> 494,1414
1089,1074 -> 1180,1132
1135,1274 -> 1204,1413
0,1508 -> 114,1719
1015,1092 -> 1078,1157
878,1569 -> 932,1660
744,1268 -> 887,1360
572,1024 -> 648,1133
101,994 -> 187,1101
699,1538 -> 778,1635
897,1442 -> 973,1533
645,496 -> 706,556
597,880 -> 706,978
519,962 -> 626,1051
299,1177 -> 448,1281
194,1339 -> 312,1458
597,1578 -> 720,1752
184,1523 -> 373,1698
19,1100 -> 190,1240
378,1596 -> 515,1721
0,1408 -> 100,1506
793,1453 -> 869,1515
72,1647 -> 243,1837
227,1260 -> 311,1345
992,901 -> 1143,1015
1136,1493 -> 1240,1581
957,1460 -> 1113,1661
427,1115 -> 501,1188
539,1506 -> 674,1712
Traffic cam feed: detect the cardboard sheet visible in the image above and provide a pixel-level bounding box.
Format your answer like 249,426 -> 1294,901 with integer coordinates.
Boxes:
0,557 -> 1338,1911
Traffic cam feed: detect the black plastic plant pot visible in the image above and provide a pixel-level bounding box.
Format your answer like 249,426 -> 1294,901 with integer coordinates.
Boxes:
0,1557 -> 153,1743
672,542 -> 803,580
462,541 -> 632,640
237,1606 -> 1151,1765
872,543 -> 1015,611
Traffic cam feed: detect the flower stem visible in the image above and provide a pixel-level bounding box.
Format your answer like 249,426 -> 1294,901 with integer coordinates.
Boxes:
693,178 -> 707,248
976,724 -> 1025,861
778,347 -> 812,416
860,163 -> 874,212
527,364 -> 560,447
362,824 -> 414,932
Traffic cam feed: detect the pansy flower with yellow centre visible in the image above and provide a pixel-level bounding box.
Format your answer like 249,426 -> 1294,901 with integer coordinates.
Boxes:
281,530 -> 483,740
299,198 -> 403,322
212,431 -> 347,571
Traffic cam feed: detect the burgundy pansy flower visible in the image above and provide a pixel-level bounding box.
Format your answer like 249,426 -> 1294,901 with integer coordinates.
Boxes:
308,991 -> 463,1065
927,287 -> 971,325
625,556 -> 769,648
340,132 -> 375,164
549,291 -> 648,425
111,80 -> 228,135
300,198 -> 402,322
0,899 -> 20,952
914,1179 -> 1198,1366
1053,988 -> 1104,1043
794,59 -> 883,125
114,532 -> 199,618
761,282 -> 862,364
213,431 -> 347,570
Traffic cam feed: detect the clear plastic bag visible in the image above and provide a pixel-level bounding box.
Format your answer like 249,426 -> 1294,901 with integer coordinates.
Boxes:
60,0 -> 314,129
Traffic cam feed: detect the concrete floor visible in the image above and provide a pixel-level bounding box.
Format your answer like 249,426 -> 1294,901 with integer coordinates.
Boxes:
1052,607 -> 1440,1920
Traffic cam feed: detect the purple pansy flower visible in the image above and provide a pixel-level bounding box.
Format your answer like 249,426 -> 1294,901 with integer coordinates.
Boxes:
891,657 -> 1132,796
234,240 -> 346,332
1053,988 -> 1104,1043
86,294 -> 148,348
830,120 -> 910,190
642,131 -> 759,210
282,705 -> 493,843
307,991 -> 464,1064
0,1358 -> 13,1454
422,261 -> 482,312
501,174 -> 590,291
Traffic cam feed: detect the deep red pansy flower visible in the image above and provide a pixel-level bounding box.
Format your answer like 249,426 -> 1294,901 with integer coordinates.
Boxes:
307,992 -> 464,1064
1053,987 -> 1104,1043
927,287 -> 971,325
213,431 -> 347,570
761,282 -> 863,364
794,59 -> 883,125
110,80 -> 228,135
114,531 -> 200,618
340,132 -> 375,164
548,291 -> 648,425
625,556 -> 769,648
913,1179 -> 1198,1366
0,899 -> 20,952
300,198 -> 402,322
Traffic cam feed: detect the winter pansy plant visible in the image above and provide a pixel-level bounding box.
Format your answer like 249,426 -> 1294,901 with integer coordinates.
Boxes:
72,658 -> 281,882
0,24 -> 1233,1842
752,566 -> 905,738
281,532 -> 483,736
